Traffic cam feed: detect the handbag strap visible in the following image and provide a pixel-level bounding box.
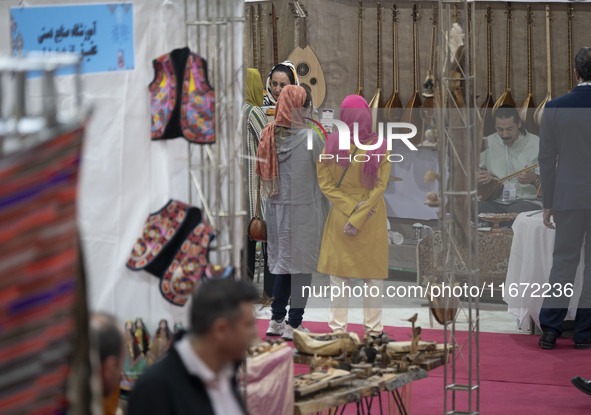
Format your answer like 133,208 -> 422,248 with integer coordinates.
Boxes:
254,177 -> 262,218
336,147 -> 359,188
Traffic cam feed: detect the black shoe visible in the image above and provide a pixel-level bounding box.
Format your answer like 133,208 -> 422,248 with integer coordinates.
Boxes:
574,340 -> 591,350
539,332 -> 557,350
571,376 -> 591,396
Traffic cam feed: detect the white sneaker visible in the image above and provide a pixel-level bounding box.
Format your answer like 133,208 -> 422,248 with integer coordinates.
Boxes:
266,319 -> 284,336
282,324 -> 309,341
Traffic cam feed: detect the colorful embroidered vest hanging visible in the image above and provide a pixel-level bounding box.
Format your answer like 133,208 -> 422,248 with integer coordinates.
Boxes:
160,221 -> 215,306
126,200 -> 203,277
149,47 -> 215,144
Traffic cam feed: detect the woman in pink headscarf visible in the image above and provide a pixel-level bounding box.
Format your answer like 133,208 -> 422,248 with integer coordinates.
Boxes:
317,94 -> 391,338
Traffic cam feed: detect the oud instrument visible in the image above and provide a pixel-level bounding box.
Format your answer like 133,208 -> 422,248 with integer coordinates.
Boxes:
493,2 -> 515,111
480,6 -> 496,138
288,1 -> 326,107
402,4 -> 421,144
519,5 -> 537,135
368,1 -> 383,130
534,3 -> 552,128
354,1 -> 363,96
384,4 -> 402,122
478,163 -> 539,202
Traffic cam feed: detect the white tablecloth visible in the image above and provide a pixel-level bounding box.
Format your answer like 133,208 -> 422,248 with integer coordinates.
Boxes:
505,211 -> 584,331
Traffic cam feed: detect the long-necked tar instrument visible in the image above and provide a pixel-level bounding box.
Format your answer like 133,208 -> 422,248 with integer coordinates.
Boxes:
493,2 -> 515,111
384,4 -> 402,122
354,1 -> 363,96
402,4 -> 421,143
368,1 -> 384,128
478,163 -> 539,201
534,3 -> 552,128
519,5 -> 537,135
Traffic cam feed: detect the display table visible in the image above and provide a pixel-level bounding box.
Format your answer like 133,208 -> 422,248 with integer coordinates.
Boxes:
294,366 -> 428,415
504,211 -> 584,331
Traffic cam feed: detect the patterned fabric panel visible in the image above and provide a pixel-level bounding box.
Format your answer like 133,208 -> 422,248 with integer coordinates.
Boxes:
160,221 -> 215,306
0,127 -> 84,415
180,53 -> 215,144
126,200 -> 194,271
149,55 -> 177,139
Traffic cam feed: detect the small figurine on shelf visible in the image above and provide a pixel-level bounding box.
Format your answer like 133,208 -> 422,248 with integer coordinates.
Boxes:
121,320 -> 146,392
133,317 -> 150,356
146,319 -> 172,365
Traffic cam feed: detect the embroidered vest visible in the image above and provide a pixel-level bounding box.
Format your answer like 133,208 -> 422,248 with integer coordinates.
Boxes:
126,200 -> 202,277
149,47 -> 215,144
160,221 -> 214,306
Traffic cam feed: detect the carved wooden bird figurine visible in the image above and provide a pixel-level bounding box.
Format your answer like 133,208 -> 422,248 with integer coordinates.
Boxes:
405,313 -> 418,324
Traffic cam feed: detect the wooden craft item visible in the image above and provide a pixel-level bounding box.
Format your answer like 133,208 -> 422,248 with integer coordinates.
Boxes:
567,4 -> 574,92
293,331 -> 361,356
419,4 -> 438,147
288,1 -> 326,107
272,3 -> 279,66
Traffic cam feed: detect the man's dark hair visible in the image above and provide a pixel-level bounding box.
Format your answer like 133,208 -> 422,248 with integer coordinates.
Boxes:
574,47 -> 591,82
190,279 -> 259,336
270,64 -> 296,85
494,104 -> 526,136
91,313 -> 123,363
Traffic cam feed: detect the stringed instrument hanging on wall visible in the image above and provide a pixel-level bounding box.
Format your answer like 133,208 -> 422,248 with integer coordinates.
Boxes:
519,5 -> 537,136
534,3 -> 552,128
368,1 -> 384,130
288,0 -> 326,107
249,5 -> 259,72
272,3 -> 279,67
258,3 -> 266,76
384,4 -> 402,123
480,6 -> 496,138
418,4 -> 438,148
402,4 -> 422,145
493,2 -> 515,111
354,1 -> 363,96
567,4 -> 575,92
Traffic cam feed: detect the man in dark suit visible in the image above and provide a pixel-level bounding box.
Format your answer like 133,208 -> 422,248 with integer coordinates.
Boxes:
128,279 -> 259,415
538,47 -> 591,350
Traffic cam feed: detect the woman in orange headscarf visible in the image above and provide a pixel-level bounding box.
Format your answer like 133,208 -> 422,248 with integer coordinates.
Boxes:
255,85 -> 328,341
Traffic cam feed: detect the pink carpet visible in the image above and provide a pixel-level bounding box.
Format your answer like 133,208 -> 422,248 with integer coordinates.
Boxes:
257,319 -> 591,414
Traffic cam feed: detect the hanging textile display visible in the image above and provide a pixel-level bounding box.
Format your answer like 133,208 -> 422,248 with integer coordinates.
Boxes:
149,47 -> 215,144
126,199 -> 215,306
0,126 -> 85,415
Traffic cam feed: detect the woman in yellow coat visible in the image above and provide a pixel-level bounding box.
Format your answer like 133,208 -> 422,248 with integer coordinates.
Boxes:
317,95 -> 391,338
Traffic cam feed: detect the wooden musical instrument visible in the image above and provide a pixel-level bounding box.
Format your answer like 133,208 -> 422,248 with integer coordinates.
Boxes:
368,1 -> 383,128
519,5 -> 537,135
402,4 -> 422,144
258,4 -> 265,75
534,4 -> 552,128
480,6 -> 496,138
272,3 -> 279,66
493,3 -> 515,111
354,1 -> 363,96
250,5 -> 259,71
288,1 -> 327,107
418,5 -> 438,146
384,4 -> 402,122
567,4 -> 574,92
478,163 -> 539,202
